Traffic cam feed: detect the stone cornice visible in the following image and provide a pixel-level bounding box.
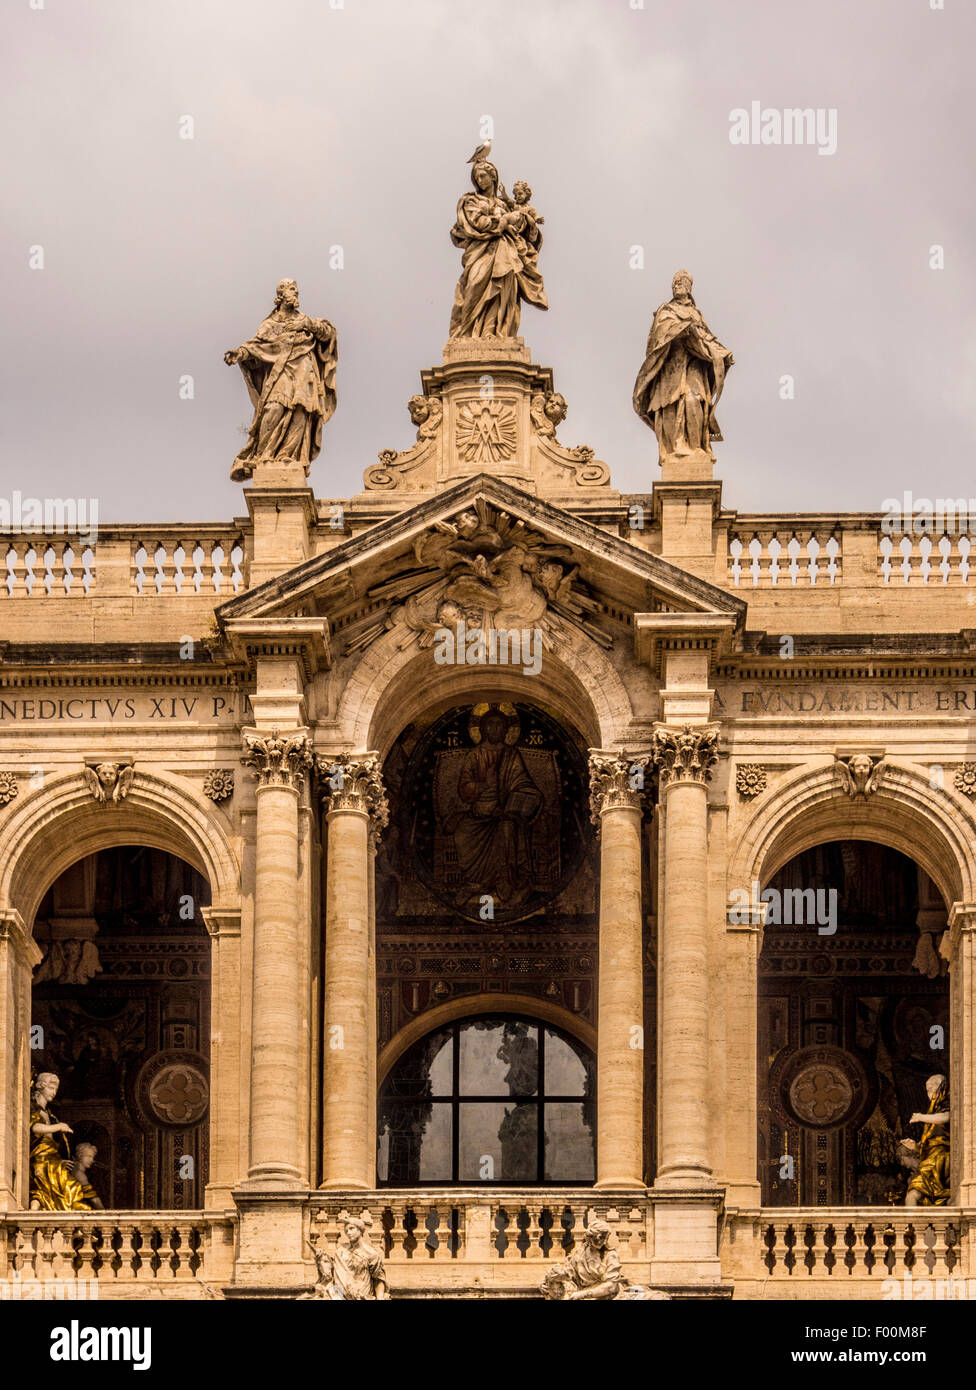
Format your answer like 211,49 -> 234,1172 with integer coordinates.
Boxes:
635,613 -> 739,677
222,618 -> 331,682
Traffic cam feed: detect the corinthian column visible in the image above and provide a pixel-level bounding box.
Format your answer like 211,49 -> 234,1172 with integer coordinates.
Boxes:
241,727 -> 312,1187
319,753 -> 388,1190
652,723 -> 718,1187
589,751 -> 651,1189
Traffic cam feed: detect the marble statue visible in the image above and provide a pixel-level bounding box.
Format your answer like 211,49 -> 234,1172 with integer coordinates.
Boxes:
632,270 -> 734,463
225,279 -> 337,481
29,1073 -> 95,1211
899,1074 -> 950,1205
540,1220 -> 669,1301
449,151 -> 548,339
301,1215 -> 388,1300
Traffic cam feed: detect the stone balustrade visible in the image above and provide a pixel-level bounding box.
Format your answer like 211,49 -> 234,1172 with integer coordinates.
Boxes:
0,528 -> 248,600
725,1208 -> 972,1295
724,515 -> 976,589
307,1189 -> 650,1291
0,1212 -> 235,1296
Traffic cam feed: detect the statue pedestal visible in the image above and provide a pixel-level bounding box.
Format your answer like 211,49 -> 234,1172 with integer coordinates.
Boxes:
243,465 -> 316,589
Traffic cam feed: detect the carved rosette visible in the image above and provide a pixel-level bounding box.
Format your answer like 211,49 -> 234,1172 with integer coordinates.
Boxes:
652,724 -> 719,789
317,753 -> 389,840
954,763 -> 976,798
203,769 -> 235,803
736,764 -> 767,798
588,751 -> 653,826
242,728 -> 313,792
0,772 -> 19,807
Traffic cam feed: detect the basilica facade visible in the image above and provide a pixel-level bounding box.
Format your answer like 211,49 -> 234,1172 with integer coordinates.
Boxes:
2,166 -> 974,1299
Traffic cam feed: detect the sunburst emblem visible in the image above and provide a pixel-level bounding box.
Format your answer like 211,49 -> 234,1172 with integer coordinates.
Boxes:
455,399 -> 518,463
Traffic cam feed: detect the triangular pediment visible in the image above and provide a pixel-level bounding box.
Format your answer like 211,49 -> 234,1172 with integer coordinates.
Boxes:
217,475 -> 744,660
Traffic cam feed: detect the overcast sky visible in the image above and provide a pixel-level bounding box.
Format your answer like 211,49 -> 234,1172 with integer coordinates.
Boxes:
4,0 -> 974,524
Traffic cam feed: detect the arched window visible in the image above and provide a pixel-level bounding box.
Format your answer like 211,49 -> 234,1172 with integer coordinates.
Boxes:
378,1015 -> 595,1186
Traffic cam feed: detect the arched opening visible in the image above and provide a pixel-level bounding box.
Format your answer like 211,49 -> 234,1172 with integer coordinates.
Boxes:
758,839 -> 949,1207
378,1013 -> 596,1186
30,847 -> 212,1210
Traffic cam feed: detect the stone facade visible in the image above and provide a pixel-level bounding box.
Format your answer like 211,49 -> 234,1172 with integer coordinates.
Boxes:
2,323 -> 975,1301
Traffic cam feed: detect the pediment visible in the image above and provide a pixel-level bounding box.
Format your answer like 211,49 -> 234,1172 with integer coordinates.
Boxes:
216,475 -> 744,661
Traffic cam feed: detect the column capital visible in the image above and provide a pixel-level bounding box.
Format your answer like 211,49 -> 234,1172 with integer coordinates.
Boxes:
0,907 -> 42,967
652,723 -> 719,790
241,727 -> 313,791
587,750 -> 652,825
946,901 -> 976,958
318,752 -> 389,839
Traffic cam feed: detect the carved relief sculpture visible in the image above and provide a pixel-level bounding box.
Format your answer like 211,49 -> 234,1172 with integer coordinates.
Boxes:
357,503 -> 609,657
202,769 -> 235,803
835,753 -> 886,799
736,764 -> 767,798
366,395 -> 444,489
633,270 -> 734,464
84,762 -> 134,804
0,771 -> 18,806
225,278 -> 337,481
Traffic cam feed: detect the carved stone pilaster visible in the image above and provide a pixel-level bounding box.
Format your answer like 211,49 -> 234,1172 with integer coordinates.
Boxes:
241,728 -> 313,791
317,753 -> 389,839
652,724 -> 719,790
588,751 -> 652,826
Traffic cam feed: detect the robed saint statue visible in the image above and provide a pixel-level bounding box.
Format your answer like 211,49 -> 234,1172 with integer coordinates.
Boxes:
225,278 -> 337,481
632,270 -> 734,464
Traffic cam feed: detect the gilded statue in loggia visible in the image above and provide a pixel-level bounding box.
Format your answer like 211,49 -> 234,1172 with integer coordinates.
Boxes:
898,1073 -> 950,1205
29,1071 -> 98,1212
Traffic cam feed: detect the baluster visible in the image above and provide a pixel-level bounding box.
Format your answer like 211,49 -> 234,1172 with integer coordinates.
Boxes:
727,533 -> 743,587
194,540 -> 214,596
155,542 -> 177,596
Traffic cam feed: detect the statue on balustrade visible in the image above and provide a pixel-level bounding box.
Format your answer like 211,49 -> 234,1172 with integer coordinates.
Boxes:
29,1072 -> 99,1211
898,1073 -> 950,1205
632,270 -> 734,464
301,1215 -> 389,1301
449,143 -> 548,339
539,1219 -> 669,1301
225,278 -> 337,482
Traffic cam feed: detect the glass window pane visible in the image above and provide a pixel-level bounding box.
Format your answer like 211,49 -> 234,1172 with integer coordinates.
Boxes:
378,1101 -> 453,1183
544,1030 -> 594,1096
384,1029 -> 454,1098
543,1102 -> 597,1182
458,1102 -> 538,1182
459,1019 -> 538,1096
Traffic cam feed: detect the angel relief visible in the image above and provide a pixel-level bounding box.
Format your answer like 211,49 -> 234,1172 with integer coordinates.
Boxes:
396,703 -> 588,924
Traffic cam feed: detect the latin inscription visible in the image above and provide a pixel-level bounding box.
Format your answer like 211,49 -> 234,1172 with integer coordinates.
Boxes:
714,684 -> 976,716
